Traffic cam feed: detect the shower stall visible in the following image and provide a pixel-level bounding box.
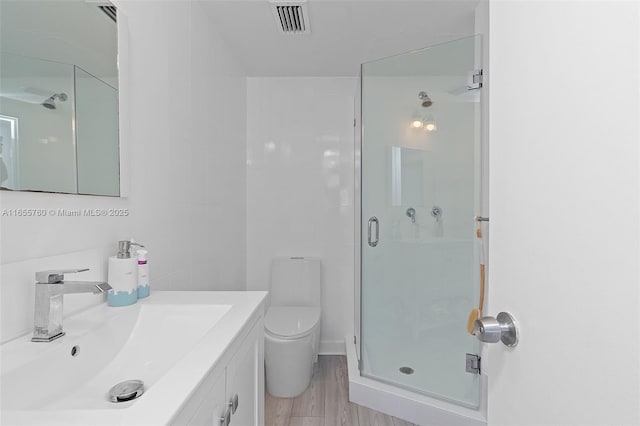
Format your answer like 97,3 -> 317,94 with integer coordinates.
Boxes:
349,35 -> 487,425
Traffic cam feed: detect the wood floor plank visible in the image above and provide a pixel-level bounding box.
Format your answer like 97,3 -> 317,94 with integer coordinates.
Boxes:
333,355 -> 350,397
323,356 -> 358,426
265,392 -> 293,426
266,355 -> 410,426
291,360 -> 325,417
289,417 -> 323,426
323,396 -> 358,426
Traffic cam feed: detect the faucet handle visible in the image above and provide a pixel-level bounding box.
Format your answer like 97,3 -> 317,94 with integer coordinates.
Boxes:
35,268 -> 89,284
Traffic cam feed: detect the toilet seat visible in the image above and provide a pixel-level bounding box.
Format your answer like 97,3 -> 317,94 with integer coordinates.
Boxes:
265,307 -> 320,340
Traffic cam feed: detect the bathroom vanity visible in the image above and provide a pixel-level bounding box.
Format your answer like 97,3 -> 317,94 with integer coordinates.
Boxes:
0,291 -> 266,425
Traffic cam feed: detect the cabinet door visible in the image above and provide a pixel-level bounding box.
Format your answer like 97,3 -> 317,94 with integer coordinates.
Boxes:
226,319 -> 264,426
188,368 -> 226,426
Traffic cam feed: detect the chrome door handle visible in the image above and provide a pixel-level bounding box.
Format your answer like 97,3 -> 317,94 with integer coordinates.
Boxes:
367,217 -> 379,247
473,312 -> 519,347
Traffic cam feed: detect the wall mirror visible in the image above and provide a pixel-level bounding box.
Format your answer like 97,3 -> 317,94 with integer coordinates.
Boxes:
0,0 -> 119,196
390,146 -> 434,207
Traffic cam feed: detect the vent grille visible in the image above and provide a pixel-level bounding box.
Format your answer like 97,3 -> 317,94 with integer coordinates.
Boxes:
99,5 -> 117,23
270,1 -> 310,34
85,1 -> 116,23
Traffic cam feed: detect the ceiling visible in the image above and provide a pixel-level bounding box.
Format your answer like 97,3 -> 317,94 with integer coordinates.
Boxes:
199,0 -> 480,77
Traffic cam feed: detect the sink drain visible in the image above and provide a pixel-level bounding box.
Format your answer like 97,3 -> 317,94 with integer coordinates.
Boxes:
108,380 -> 145,403
399,366 -> 414,375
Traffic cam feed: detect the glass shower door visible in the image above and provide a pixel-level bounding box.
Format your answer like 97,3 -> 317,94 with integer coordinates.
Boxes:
360,35 -> 482,407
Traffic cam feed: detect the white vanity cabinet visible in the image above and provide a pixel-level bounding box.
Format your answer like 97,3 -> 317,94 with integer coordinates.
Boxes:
187,368 -> 227,426
225,319 -> 263,426
172,313 -> 264,426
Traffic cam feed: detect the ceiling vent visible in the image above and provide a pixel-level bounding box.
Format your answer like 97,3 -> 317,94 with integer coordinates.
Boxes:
270,1 -> 310,35
98,5 -> 117,23
85,0 -> 116,23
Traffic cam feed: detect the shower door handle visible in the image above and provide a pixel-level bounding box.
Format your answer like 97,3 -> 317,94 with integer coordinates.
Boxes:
368,216 -> 379,247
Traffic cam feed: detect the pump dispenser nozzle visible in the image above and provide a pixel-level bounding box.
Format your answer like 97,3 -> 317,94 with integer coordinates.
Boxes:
117,240 -> 144,259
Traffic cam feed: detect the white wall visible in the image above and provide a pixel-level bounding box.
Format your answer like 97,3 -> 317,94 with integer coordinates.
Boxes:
123,0 -> 247,293
246,77 -> 356,354
488,1 -> 640,425
0,0 -> 247,343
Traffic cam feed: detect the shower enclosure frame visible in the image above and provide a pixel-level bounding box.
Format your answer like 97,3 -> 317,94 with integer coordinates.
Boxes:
349,34 -> 488,426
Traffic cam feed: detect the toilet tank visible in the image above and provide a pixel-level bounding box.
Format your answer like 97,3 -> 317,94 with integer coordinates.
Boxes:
270,257 -> 321,307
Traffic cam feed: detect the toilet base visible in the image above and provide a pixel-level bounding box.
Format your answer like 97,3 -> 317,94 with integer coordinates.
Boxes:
265,332 -> 314,398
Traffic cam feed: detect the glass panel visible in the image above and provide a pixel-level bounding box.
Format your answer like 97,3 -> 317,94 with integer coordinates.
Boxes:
75,66 -> 119,196
360,36 -> 482,408
354,67 -> 362,361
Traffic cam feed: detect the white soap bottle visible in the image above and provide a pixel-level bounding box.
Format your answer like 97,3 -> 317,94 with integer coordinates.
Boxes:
137,249 -> 150,298
107,240 -> 141,307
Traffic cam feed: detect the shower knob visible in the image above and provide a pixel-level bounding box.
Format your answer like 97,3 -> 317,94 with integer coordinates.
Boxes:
406,207 -> 416,223
473,312 -> 518,347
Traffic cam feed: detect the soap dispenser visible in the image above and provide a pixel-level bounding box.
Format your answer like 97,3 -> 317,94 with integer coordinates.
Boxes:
136,249 -> 150,299
107,240 -> 143,307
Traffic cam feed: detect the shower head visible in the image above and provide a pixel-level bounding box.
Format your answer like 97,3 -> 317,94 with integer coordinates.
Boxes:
42,99 -> 56,110
42,93 -> 68,110
418,91 -> 433,108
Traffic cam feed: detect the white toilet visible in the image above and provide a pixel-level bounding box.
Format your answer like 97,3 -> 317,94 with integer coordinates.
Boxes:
265,257 -> 321,398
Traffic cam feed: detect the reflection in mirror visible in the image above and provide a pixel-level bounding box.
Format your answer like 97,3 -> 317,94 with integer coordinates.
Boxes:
1,53 -> 77,193
76,67 -> 119,195
390,146 -> 432,207
0,0 -> 119,196
0,114 -> 19,188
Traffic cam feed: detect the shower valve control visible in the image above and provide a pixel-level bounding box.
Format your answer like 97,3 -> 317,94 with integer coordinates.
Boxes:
473,312 -> 519,347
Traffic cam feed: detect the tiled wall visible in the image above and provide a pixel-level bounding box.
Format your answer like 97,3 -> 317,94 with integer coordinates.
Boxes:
0,1 -> 247,343
123,1 -> 247,293
246,77 -> 357,354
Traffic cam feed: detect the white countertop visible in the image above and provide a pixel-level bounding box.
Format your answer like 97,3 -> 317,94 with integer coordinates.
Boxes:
1,291 -> 267,425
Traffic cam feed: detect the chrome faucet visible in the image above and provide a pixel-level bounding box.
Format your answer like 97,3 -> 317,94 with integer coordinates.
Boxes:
406,207 -> 416,223
32,269 -> 112,342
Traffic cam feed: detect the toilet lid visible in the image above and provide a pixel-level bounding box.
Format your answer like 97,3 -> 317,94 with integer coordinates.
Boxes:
265,307 -> 321,339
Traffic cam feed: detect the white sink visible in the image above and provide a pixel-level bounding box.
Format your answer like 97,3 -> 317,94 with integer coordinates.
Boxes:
0,291 -> 267,425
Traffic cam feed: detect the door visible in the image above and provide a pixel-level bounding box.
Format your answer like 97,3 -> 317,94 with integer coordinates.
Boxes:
359,35 -> 483,407
488,2 -> 640,425
187,368 -> 227,426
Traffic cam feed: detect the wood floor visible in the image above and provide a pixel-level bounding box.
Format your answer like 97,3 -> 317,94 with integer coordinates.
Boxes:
265,355 -> 416,426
